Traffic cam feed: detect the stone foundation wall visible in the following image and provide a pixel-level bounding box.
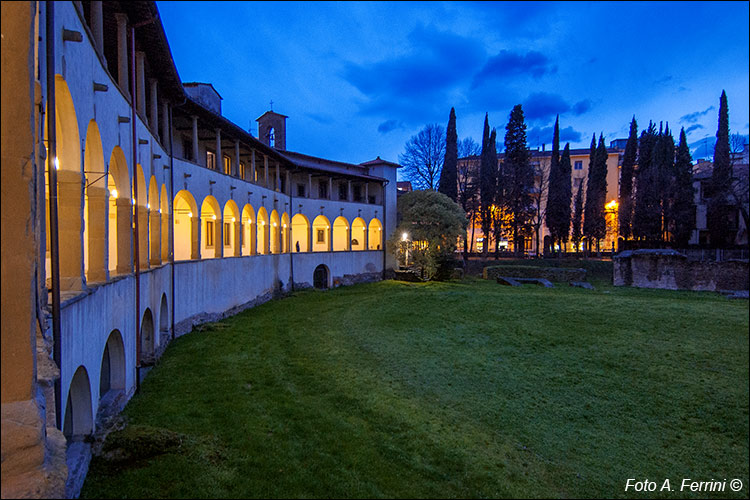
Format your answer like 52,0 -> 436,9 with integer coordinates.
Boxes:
613,249 -> 749,291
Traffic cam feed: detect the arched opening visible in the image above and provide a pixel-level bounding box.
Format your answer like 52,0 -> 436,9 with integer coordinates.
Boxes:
256,207 -> 269,254
291,213 -> 310,252
281,212 -> 290,253
99,330 -> 125,398
268,126 -> 275,148
241,204 -> 256,256
312,215 -> 330,252
132,165 -> 148,269
148,176 -> 161,266
351,217 -> 367,251
313,264 -> 330,289
200,196 -> 221,259
140,308 -> 155,365
332,216 -> 349,251
63,366 -> 93,441
83,120 -> 106,283
46,76 -> 82,291
223,200 -> 240,257
270,210 -> 280,253
108,147 -> 131,276
160,184 -> 170,262
368,218 -> 383,250
173,190 -> 199,261
159,294 -> 169,342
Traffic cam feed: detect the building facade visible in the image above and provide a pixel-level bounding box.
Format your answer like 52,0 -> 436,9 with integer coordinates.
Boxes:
1,2 -> 398,497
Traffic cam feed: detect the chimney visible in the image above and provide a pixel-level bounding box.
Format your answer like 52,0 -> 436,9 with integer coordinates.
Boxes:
542,143 -> 545,152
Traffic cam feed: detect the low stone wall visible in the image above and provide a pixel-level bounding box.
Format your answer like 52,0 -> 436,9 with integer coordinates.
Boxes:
613,249 -> 749,291
483,265 -> 586,282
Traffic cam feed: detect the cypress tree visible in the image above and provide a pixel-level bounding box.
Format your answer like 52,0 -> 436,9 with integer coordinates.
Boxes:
584,134 -> 608,250
504,104 -> 533,256
438,107 -> 458,202
618,117 -> 638,241
671,128 -> 695,247
544,116 -> 564,249
633,122 -> 661,243
583,134 -> 597,250
655,124 -> 676,242
572,180 -> 585,252
478,114 -> 495,257
707,90 -> 733,248
558,143 -> 572,247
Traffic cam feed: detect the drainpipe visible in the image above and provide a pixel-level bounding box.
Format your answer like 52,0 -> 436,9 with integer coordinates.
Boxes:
289,168 -> 294,291
46,0 -> 63,430
169,104 -> 175,340
129,24 -> 141,392
382,179 -> 389,279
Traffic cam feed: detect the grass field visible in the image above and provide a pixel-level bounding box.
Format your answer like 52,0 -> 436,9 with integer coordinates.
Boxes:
81,278 -> 749,499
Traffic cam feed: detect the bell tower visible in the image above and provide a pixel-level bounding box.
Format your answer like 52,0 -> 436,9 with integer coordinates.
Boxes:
256,107 -> 288,150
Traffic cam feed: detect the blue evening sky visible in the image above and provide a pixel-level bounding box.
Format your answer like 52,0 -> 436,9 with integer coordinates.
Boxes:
157,1 -> 749,169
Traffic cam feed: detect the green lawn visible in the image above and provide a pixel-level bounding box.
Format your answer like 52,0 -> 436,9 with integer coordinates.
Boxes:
81,279 -> 749,499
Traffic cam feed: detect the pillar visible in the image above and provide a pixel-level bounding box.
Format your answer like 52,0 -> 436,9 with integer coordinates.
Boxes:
234,140 -> 240,178
328,178 -> 333,200
114,13 -> 129,98
161,101 -> 169,149
90,1 -> 104,56
57,169 -> 83,291
115,198 -> 132,275
285,171 -> 291,196
191,115 -> 199,164
149,208 -> 161,266
149,79 -> 158,135
87,187 -> 107,282
264,155 -> 269,188
347,180 -> 352,202
215,129 -> 222,173
251,150 -> 256,182
275,161 -> 280,192
365,183 -> 369,203
135,51 -> 146,121
233,220 -> 241,256
137,205 -> 148,268
308,174 -> 313,198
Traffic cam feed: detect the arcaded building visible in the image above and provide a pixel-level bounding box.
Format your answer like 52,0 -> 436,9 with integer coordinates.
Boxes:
1,2 -> 398,497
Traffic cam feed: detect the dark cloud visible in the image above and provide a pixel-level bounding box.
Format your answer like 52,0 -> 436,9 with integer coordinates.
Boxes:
304,112 -> 334,125
342,24 -> 485,124
680,106 -> 715,123
526,125 -> 583,148
472,50 -> 556,89
522,92 -> 569,122
572,99 -> 593,115
685,124 -> 704,134
653,75 -> 673,85
377,120 -> 404,134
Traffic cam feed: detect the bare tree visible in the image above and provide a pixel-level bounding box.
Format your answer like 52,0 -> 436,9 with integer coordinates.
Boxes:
729,133 -> 749,236
457,138 -> 481,256
399,124 -> 446,190
529,162 -> 550,256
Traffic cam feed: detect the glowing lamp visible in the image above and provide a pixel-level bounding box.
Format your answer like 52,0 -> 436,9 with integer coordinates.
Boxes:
54,157 -> 60,170
212,215 -> 217,220
402,232 -> 408,241
110,188 -> 118,199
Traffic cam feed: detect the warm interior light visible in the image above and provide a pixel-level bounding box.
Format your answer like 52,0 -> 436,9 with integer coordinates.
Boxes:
212,214 -> 217,220
282,224 -> 287,228
110,188 -> 118,199
231,217 -> 236,222
188,212 -> 193,218
272,222 -> 277,227
605,199 -> 619,210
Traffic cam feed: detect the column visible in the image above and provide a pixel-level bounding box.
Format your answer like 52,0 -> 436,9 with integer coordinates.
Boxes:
161,101 -> 169,149
365,183 -> 369,203
275,161 -> 280,191
285,171 -> 291,196
234,140 -> 241,178
90,1 -> 104,55
215,129 -> 222,172
191,115 -> 199,163
264,155 -> 269,188
114,13 -> 129,98
347,180 -> 352,202
328,178 -> 333,200
251,150 -> 256,182
115,198 -> 132,275
149,79 -> 158,135
87,187 -> 107,282
308,174 -> 313,198
136,51 -> 146,121
149,208 -> 161,266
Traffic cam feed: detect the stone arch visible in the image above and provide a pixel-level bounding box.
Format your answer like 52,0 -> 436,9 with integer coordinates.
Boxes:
368,218 -> 383,250
332,216 -> 350,251
291,213 -> 310,252
99,330 -> 125,398
140,308 -> 155,364
63,366 -> 93,441
313,264 -> 330,289
270,210 -> 280,254
83,120 -> 107,283
223,200 -> 240,257
351,217 -> 367,251
312,215 -> 330,252
173,190 -> 198,261
108,147 -> 131,276
46,75 -> 83,290
160,184 -> 170,262
148,176 -> 161,266
256,207 -> 269,254
132,165 -> 148,268
200,195 -> 221,259
241,204 -> 256,256
281,212 -> 290,253
159,293 -> 169,342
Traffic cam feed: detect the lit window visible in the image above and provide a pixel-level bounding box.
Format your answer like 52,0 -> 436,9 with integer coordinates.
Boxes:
207,151 -> 216,170
317,229 -> 325,243
239,162 -> 246,180
224,222 -> 231,246
223,155 -> 231,175
206,220 -> 215,246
